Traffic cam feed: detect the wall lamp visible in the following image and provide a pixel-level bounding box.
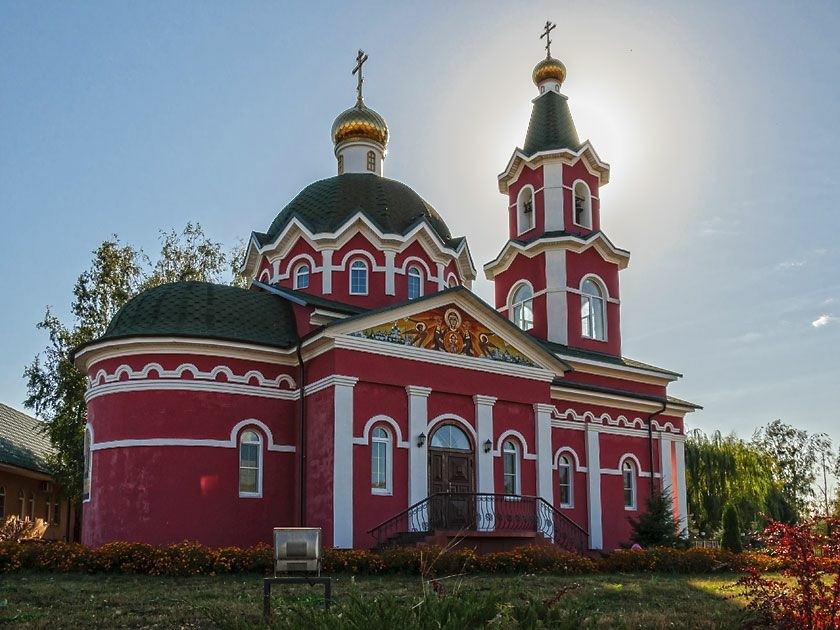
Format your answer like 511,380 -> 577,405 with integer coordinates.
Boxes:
483,439 -> 493,454
417,433 -> 426,448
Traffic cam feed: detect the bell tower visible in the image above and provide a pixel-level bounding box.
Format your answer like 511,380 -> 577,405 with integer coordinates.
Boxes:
485,22 -> 630,357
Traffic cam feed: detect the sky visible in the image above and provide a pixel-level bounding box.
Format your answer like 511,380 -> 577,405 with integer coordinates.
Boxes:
1,1 -> 839,452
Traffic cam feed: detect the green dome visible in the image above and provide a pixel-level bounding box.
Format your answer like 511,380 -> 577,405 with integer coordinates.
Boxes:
98,282 -> 297,348
265,173 -> 456,245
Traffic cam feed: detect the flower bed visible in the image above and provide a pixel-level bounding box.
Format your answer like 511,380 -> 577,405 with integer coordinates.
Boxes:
0,540 -> 784,577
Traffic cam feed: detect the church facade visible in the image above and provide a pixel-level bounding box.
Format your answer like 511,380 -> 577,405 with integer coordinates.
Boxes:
74,36 -> 699,552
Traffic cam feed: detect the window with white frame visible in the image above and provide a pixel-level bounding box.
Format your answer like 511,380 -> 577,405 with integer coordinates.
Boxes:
517,186 -> 535,234
558,455 -> 573,507
448,277 -> 458,288
239,430 -> 262,497
581,279 -> 606,340
0,486 -> 5,519
349,259 -> 368,295
294,263 -> 310,289
573,181 -> 592,228
28,493 -> 35,520
502,440 -> 520,495
371,426 -> 392,494
623,460 -> 637,510
511,283 -> 534,331
83,428 -> 92,502
407,265 -> 423,300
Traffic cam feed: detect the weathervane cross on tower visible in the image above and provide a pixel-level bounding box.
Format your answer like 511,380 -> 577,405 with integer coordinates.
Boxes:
540,20 -> 556,57
352,49 -> 369,104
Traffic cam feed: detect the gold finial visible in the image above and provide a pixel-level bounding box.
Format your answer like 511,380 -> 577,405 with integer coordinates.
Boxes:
540,20 -> 556,58
352,49 -> 369,105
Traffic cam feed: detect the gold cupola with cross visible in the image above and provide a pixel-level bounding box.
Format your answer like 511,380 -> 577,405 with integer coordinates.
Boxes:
332,50 -> 389,176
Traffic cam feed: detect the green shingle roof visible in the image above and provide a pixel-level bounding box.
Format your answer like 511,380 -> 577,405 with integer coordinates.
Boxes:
263,174 -> 459,247
0,403 -> 53,474
523,91 -> 581,156
93,282 -> 298,349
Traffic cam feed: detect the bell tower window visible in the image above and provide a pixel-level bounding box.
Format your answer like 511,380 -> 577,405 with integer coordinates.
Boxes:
516,186 -> 535,234
366,150 -> 376,172
510,283 -> 534,331
573,181 -> 592,229
407,265 -> 423,300
581,278 -> 605,341
294,263 -> 310,289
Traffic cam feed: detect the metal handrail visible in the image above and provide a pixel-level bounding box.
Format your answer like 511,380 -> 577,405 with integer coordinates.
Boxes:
366,492 -> 589,553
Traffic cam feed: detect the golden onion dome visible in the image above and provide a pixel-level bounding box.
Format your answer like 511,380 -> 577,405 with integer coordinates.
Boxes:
532,55 -> 566,86
331,101 -> 389,147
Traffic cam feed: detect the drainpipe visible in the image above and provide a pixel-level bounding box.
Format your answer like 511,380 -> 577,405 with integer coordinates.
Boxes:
647,399 -> 667,497
296,340 -> 307,526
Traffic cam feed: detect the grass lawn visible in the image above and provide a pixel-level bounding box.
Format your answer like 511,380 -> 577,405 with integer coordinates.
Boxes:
0,572 -> 753,629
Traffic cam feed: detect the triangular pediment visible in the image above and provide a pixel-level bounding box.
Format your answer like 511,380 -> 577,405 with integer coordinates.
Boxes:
321,288 -> 570,378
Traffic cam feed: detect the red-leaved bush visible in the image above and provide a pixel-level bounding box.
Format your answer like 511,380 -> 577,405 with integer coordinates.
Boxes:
739,517 -> 840,629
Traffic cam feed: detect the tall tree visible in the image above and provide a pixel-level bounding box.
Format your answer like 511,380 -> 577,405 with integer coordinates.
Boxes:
24,224 -> 231,501
752,419 -> 835,520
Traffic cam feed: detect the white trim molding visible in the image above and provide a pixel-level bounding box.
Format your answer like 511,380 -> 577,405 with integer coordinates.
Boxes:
353,415 -> 410,449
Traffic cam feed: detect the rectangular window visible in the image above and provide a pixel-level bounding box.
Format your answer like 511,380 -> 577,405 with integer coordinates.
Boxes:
239,443 -> 259,495
372,442 -> 387,491
53,499 -> 61,526
558,467 -> 572,507
623,470 -> 636,509
503,453 -> 517,495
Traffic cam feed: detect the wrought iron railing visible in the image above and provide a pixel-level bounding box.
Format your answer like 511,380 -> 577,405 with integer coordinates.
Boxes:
367,493 -> 588,553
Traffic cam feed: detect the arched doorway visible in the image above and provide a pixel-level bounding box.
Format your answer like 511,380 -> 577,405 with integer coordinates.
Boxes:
428,423 -> 475,529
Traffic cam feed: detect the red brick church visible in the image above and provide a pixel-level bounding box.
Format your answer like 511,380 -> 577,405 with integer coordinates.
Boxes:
74,29 -> 699,552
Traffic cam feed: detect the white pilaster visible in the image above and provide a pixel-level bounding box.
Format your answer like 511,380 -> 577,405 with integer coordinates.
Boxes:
384,251 -> 396,296
544,249 -> 568,344
585,423 -> 602,550
475,395 -> 497,532
332,376 -> 358,548
406,385 -> 432,508
542,161 -> 564,231
659,433 -> 673,500
321,250 -> 334,294
436,262 -> 446,290
534,403 -> 554,504
674,439 -> 689,536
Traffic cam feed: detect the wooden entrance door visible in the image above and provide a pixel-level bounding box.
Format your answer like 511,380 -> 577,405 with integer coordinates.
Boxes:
428,425 -> 475,529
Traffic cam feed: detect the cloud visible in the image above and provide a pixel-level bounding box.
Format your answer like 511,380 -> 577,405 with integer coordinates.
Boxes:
823,297 -> 838,306
776,260 -> 806,270
733,331 -> 763,344
699,216 -> 740,237
812,314 -> 839,328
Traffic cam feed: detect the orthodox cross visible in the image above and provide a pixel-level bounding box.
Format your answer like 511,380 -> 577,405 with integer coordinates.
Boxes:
540,20 -> 556,57
353,49 -> 368,104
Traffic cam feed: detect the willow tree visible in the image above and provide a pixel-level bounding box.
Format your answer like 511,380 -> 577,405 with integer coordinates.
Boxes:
685,429 -> 782,533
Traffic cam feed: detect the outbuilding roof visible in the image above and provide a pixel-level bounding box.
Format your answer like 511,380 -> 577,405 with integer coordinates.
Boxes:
0,403 -> 53,475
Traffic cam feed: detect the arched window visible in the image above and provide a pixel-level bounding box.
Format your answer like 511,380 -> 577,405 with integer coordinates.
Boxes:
573,181 -> 592,228
511,283 -> 534,331
517,186 -> 535,234
581,279 -> 605,340
28,493 -> 35,520
239,430 -> 262,497
502,440 -> 520,495
448,276 -> 458,288
294,263 -> 310,289
349,259 -> 368,295
18,490 -> 24,519
371,426 -> 392,495
407,265 -> 423,300
338,154 -> 344,175
623,460 -> 637,510
430,424 -> 471,450
558,455 -> 573,507
366,150 -> 376,172
83,428 -> 92,502
0,486 -> 5,519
